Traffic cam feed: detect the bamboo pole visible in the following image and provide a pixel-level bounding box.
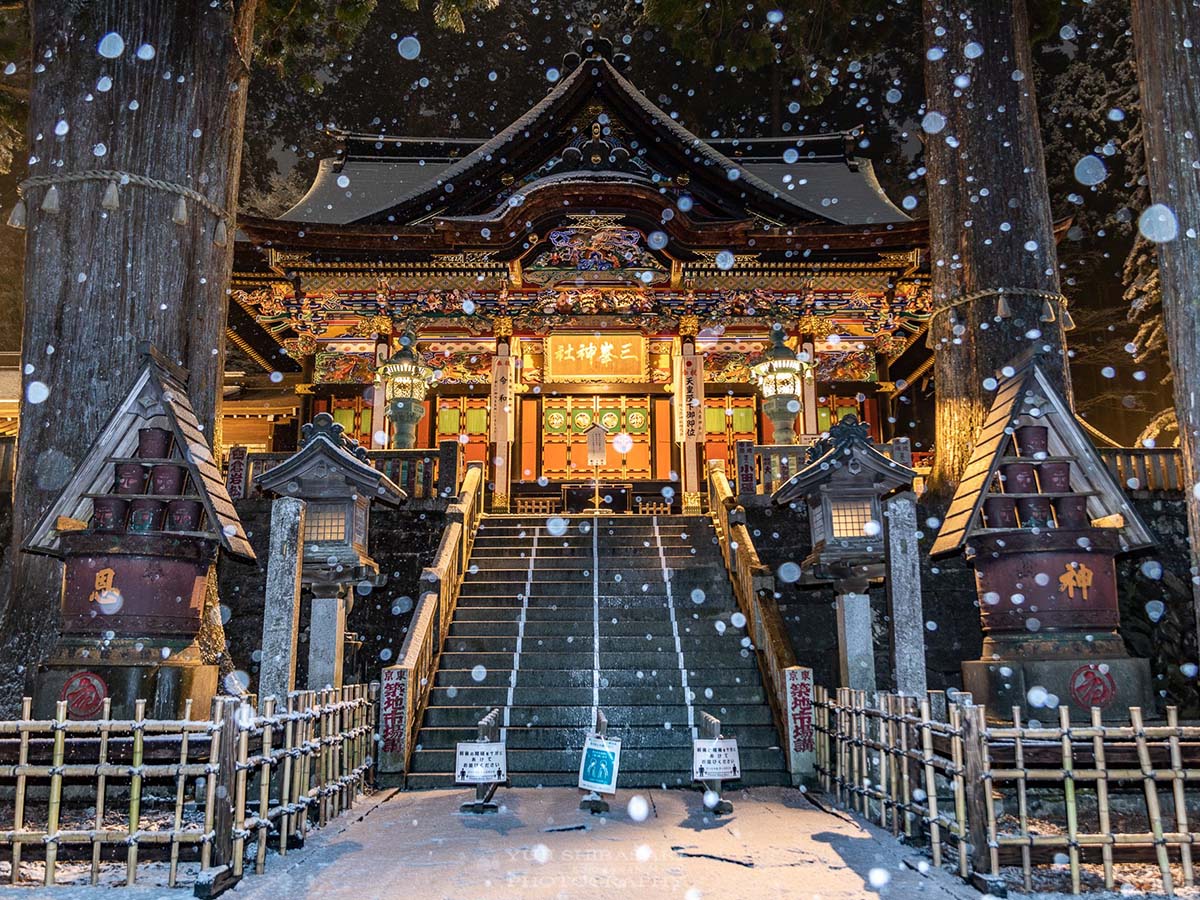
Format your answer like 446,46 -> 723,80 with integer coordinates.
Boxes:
1091,706 -> 1114,891
1013,707 -> 1032,891
11,697 -> 32,885
1058,706 -> 1081,894
91,697 -> 111,886
1166,706 -> 1194,887
233,707 -> 250,879
125,698 -> 146,886
279,694 -> 295,857
949,702 -> 969,879
200,698 -> 222,871
43,701 -> 68,886
169,698 -> 193,887
1130,706 -> 1175,896
920,697 -> 943,868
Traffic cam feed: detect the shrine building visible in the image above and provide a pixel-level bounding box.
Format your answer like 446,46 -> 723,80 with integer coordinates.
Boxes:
227,33 -> 933,512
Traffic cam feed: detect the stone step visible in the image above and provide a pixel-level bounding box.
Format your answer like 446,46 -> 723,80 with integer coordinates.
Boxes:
420,703 -> 775,729
446,619 -> 735,638
412,723 -> 782,750
467,554 -> 718,568
450,606 -> 735,622
437,650 -> 757,670
433,666 -> 760,689
457,580 -> 733,599
425,683 -> 767,708
440,635 -> 750,655
405,746 -> 788,775
404,770 -> 788,789
453,598 -> 738,614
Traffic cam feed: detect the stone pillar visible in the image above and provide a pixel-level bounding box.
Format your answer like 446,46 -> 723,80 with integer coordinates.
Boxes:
307,582 -> 347,690
438,439 -> 462,498
489,329 -> 514,512
836,587 -> 877,693
762,394 -> 799,444
259,497 -> 306,711
885,491 -> 927,696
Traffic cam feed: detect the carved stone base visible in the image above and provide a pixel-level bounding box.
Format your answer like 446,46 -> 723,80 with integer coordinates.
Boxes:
962,655 -> 1154,723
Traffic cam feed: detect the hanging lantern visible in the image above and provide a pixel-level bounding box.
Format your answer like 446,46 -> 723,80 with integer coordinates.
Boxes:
377,331 -> 436,449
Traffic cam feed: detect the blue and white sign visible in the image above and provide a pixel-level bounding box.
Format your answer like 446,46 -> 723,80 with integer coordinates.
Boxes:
578,734 -> 622,794
692,738 -> 741,782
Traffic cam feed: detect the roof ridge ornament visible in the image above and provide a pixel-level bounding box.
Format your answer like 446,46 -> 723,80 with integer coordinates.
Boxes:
562,14 -> 629,73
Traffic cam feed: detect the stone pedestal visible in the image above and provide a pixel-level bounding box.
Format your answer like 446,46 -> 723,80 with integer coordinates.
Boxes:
34,637 -> 217,720
962,528 -> 1155,722
762,394 -> 799,444
307,584 -> 347,690
836,589 -> 877,693
387,397 -> 426,449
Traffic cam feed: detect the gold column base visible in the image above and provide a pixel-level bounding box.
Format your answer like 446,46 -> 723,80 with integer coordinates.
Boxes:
682,491 -> 703,515
491,492 -> 509,513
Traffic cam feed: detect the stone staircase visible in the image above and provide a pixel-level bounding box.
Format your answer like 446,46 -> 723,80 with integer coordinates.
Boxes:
405,514 -> 790,788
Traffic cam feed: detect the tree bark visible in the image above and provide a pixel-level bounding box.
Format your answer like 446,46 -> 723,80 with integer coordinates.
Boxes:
1,1 -> 257,707
922,0 -> 1070,496
1130,0 -> 1200,646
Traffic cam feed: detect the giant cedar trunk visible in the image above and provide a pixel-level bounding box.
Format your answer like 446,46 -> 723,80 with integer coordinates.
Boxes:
1,1 -> 257,707
922,0 -> 1070,496
1130,1 -> 1200,641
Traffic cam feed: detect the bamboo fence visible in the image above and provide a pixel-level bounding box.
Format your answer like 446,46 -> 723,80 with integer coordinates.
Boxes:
0,682 -> 376,890
814,686 -> 1200,896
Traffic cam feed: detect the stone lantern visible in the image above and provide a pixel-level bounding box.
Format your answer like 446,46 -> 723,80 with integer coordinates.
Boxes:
377,331 -> 435,449
257,413 -> 405,689
773,415 -> 922,693
752,326 -> 810,444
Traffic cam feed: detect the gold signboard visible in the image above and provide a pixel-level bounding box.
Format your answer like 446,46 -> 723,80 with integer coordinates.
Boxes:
544,333 -> 646,383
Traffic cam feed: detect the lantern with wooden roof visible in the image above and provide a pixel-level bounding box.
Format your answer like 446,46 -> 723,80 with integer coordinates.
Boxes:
773,414 -> 916,580
930,356 -> 1156,721
22,346 -> 255,719
256,412 -> 405,585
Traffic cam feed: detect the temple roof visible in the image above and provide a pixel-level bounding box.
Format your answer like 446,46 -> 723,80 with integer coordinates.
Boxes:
279,49 -> 908,229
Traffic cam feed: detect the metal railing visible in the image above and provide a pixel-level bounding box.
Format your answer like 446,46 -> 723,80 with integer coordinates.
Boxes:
379,463 -> 486,775
707,460 -> 814,783
0,684 -> 376,892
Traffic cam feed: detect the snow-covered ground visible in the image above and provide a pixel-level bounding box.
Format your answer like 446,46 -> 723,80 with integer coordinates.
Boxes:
221,785 -> 978,900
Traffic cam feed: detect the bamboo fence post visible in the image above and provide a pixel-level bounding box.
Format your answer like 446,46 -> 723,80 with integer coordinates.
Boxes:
298,693 -> 314,840
1166,707 -> 1194,887
11,697 -> 32,885
1014,707 -> 1032,891
43,701 -> 68,886
210,697 -> 239,873
1057,706 -> 1081,894
899,695 -> 916,840
91,697 -> 111,886
257,697 -> 275,875
919,696 -> 943,868
1130,706 -> 1175,895
125,698 -> 147,886
169,698 -> 193,887
200,697 -> 223,872
233,705 -> 250,880
1091,706 -> 1114,891
816,688 -> 828,793
884,695 -> 898,834
950,702 -> 971,879
837,689 -> 848,806
279,694 -> 295,856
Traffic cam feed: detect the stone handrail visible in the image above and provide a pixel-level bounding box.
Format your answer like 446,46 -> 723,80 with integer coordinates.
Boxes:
707,461 -> 814,784
378,463 -> 485,776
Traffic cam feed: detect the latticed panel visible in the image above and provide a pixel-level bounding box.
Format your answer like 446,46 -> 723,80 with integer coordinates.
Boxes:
830,498 -> 874,539
306,504 -> 347,542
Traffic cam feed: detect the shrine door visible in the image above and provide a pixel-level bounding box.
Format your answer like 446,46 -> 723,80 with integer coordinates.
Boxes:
540,396 -> 652,480
434,396 -> 489,466
703,395 -> 757,471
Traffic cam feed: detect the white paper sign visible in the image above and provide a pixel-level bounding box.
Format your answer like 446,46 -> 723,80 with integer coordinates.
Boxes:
585,423 -> 608,467
455,741 -> 507,784
578,733 -> 622,794
692,738 -> 741,782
